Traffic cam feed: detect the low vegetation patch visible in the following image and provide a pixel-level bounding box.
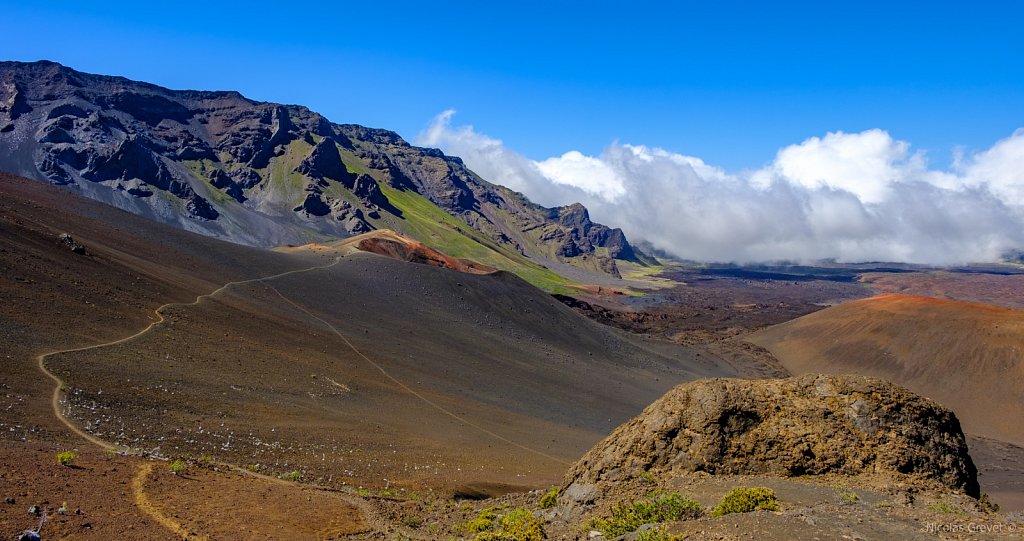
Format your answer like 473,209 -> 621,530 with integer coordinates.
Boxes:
588,491 -> 703,538
460,507 -> 545,540
169,459 -> 188,475
834,484 -> 859,504
711,487 -> 780,517
462,507 -> 501,534
928,498 -> 967,516
636,526 -> 685,541
539,486 -> 559,509
55,451 -> 76,466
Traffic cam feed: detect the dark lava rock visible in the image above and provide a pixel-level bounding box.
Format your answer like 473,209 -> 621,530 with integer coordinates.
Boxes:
294,137 -> 356,184
564,374 -> 980,500
185,195 -> 219,220
208,169 -> 245,202
293,192 -> 331,216
100,91 -> 193,126
38,155 -> 72,184
58,233 -> 87,255
351,173 -> 387,207
555,202 -> 639,263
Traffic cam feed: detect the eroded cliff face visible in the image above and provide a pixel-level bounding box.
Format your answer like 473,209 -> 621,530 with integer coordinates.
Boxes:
0,60 -> 646,278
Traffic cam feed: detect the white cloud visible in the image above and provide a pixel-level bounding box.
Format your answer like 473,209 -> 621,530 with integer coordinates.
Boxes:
416,111 -> 1024,264
756,129 -> 914,204
535,151 -> 625,200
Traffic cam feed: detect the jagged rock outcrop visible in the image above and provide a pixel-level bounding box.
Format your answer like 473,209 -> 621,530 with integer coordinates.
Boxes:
294,137 -> 356,184
1,82 -> 31,127
563,374 -> 980,505
0,60 -> 648,276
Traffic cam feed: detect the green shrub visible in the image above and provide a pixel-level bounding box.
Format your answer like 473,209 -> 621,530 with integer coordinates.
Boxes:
169,459 -> 188,475
927,499 -> 967,516
588,491 -> 703,538
463,507 -> 545,540
711,487 -> 780,517
55,451 -> 76,466
834,484 -> 859,504
281,471 -> 302,482
462,507 -> 500,534
479,509 -> 544,541
636,525 -> 684,541
539,486 -> 559,509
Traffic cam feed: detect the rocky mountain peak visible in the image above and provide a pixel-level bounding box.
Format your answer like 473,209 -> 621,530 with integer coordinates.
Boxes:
0,60 -> 651,282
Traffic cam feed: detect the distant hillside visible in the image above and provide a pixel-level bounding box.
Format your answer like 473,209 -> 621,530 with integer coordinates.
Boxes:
0,60 -> 650,289
747,294 -> 1024,447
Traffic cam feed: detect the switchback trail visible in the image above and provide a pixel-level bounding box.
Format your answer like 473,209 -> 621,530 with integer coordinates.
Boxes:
36,257 -> 344,451
33,251 -> 564,539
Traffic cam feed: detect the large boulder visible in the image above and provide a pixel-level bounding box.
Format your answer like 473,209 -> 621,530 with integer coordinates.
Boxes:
564,374 -> 980,500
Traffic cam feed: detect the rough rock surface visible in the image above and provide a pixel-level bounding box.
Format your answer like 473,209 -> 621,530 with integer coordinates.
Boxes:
563,374 -> 980,502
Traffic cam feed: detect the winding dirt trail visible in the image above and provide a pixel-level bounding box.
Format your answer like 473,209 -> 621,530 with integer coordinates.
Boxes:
32,258 -> 387,538
131,462 -> 210,541
31,251 -> 563,539
35,258 -> 343,450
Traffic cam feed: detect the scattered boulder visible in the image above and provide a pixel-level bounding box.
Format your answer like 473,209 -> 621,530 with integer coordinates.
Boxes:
58,233 -> 87,255
564,374 -> 980,501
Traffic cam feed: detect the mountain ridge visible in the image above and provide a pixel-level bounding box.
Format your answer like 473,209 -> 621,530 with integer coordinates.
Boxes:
0,60 -> 650,286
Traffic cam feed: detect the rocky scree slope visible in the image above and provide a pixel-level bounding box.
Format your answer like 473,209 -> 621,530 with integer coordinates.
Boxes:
561,374 -> 981,508
0,60 -> 646,280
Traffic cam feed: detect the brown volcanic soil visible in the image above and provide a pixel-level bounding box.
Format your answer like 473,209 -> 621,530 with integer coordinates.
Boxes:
47,251 -> 735,496
556,266 -> 870,378
747,294 -> 1024,511
0,173 -> 376,537
861,270 -> 1024,309
0,173 -> 736,537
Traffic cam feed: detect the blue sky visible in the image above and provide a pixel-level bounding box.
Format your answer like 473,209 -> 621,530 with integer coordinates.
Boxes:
2,0 -> 1022,169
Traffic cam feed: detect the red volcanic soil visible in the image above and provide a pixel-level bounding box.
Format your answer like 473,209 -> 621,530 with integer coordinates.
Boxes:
748,293 -> 1024,511
349,229 -> 496,274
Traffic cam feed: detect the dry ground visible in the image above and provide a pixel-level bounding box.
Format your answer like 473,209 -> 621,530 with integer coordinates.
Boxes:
0,174 -> 736,538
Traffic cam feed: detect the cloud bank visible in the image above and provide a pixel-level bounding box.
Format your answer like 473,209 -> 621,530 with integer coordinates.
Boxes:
417,110 -> 1024,264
